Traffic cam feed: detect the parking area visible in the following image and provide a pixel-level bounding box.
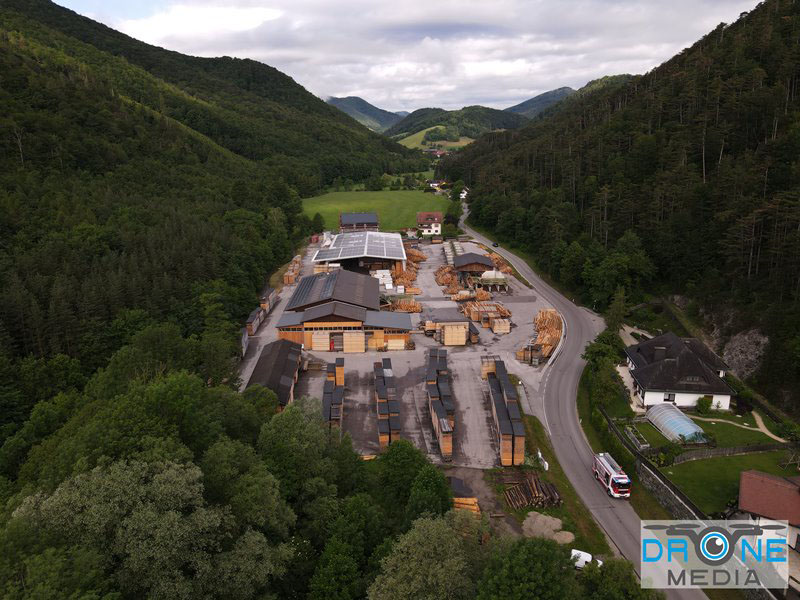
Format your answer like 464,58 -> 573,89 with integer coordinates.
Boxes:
243,239 -> 554,469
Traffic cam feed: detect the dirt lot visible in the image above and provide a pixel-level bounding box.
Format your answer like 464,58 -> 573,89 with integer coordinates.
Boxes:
242,240 -> 556,468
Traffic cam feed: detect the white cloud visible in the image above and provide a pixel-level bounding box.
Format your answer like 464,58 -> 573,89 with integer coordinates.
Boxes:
60,0 -> 758,111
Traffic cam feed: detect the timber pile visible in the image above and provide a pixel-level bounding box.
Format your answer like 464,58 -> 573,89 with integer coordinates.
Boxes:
533,309 -> 562,358
390,299 -> 422,313
461,301 -> 512,321
282,254 -> 303,284
435,265 -> 457,287
453,497 -> 480,515
392,262 -> 418,287
475,289 -> 492,301
489,253 -> 513,274
405,286 -> 422,295
406,248 -> 428,263
502,471 -> 562,510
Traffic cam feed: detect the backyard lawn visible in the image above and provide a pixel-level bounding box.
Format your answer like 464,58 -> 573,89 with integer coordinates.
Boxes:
692,418 -> 776,447
302,190 -> 450,231
635,422 -> 670,448
664,450 -> 794,515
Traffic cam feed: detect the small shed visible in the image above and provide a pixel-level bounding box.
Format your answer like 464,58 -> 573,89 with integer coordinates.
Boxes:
454,252 -> 494,273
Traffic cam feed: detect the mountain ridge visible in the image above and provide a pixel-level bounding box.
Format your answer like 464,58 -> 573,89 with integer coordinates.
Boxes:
504,87 -> 575,118
326,96 -> 404,131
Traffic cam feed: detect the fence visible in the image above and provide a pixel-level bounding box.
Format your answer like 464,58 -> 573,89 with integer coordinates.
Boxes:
598,405 -> 707,519
671,442 -> 786,465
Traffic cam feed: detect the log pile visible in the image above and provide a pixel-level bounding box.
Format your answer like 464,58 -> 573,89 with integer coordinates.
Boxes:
453,497 -> 480,515
406,248 -> 428,263
489,253 -> 513,274
533,309 -> 562,358
405,286 -> 422,295
435,265 -> 457,287
475,288 -> 492,301
390,299 -> 422,313
392,262 -> 418,287
501,471 -> 562,510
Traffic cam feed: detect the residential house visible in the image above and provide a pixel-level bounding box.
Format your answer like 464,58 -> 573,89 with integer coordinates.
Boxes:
417,211 -> 443,236
624,332 -> 732,409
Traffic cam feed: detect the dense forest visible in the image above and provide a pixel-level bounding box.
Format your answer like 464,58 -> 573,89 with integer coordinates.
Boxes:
443,0 -> 800,411
385,105 -> 528,140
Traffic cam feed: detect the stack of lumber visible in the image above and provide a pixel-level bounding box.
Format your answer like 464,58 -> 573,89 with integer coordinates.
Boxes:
533,309 -> 562,358
480,355 -> 501,379
406,248 -> 428,263
490,318 -> 511,334
461,301 -> 512,322
488,360 -> 525,466
322,376 -> 344,430
453,497 -> 480,515
426,348 -> 454,460
405,286 -> 422,295
451,290 -> 475,302
392,262 -> 418,287
374,358 -> 401,450
475,289 -> 492,301
435,265 -> 457,287
282,254 -> 303,284
489,253 -> 513,274
390,299 -> 422,313
501,471 -> 562,510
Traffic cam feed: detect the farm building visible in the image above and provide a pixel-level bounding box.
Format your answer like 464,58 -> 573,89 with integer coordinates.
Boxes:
339,212 -> 379,233
246,339 -> 303,409
416,211 -> 442,236
738,469 -> 800,592
277,270 -> 412,351
625,332 -> 732,409
646,403 -> 705,443
312,231 -> 407,272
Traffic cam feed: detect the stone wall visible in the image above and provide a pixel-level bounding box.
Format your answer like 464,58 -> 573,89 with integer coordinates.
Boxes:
634,460 -> 704,520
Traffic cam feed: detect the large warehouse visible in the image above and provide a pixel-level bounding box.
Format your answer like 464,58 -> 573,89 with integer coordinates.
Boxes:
312,231 -> 407,272
277,269 -> 412,352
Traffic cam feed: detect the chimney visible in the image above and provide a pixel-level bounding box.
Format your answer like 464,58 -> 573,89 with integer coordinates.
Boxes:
654,346 -> 666,362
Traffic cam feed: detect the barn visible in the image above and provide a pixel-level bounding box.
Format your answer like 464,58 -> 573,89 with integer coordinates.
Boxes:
277,270 -> 412,352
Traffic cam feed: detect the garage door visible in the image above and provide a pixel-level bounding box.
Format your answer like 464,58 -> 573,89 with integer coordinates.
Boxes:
311,331 -> 329,351
343,331 -> 365,353
387,338 -> 406,351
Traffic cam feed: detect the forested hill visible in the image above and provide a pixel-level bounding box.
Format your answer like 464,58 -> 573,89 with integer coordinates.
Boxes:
3,0 -> 425,191
443,0 -> 800,410
504,87 -> 575,118
385,105 -> 528,139
0,0 -> 424,441
327,96 -> 404,131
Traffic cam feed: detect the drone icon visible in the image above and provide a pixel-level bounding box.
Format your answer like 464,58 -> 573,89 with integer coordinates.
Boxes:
643,522 -> 786,566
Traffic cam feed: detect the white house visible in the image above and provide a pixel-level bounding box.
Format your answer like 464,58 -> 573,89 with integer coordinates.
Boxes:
417,211 -> 443,236
624,332 -> 732,410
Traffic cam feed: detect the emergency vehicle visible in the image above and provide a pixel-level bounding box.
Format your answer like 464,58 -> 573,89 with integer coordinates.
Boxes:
593,453 -> 631,498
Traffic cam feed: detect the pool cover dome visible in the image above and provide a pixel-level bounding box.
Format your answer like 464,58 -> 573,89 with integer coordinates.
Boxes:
646,403 -> 705,443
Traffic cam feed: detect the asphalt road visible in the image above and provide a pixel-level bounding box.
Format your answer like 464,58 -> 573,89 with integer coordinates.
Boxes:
461,215 -> 706,600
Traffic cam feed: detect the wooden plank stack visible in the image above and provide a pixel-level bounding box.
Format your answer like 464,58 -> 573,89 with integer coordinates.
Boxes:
461,301 -> 511,324
322,362 -> 345,430
374,358 -> 400,450
426,348 -> 454,460
435,265 -> 458,287
283,254 -> 303,285
490,317 -> 510,334
533,309 -> 562,358
488,360 -> 525,466
389,299 -> 422,313
501,471 -> 562,510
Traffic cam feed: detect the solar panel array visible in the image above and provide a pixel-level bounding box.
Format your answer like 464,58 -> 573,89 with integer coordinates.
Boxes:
312,232 -> 407,262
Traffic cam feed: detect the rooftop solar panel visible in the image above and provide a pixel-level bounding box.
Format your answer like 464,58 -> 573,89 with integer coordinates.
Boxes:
312,231 -> 407,262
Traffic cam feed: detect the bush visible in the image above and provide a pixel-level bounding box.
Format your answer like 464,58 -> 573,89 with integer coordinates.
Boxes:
696,395 -> 712,415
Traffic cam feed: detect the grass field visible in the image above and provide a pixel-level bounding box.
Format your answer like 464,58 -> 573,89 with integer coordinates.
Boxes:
635,422 -> 670,448
692,418 -> 775,447
397,126 -> 474,149
664,450 -> 793,515
302,190 -> 450,231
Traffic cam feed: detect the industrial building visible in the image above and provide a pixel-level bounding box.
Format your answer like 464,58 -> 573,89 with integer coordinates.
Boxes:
277,269 -> 412,351
246,339 -> 303,409
339,212 -> 379,232
312,231 -> 407,272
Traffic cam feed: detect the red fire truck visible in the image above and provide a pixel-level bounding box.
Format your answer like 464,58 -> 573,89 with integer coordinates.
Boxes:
593,453 -> 631,498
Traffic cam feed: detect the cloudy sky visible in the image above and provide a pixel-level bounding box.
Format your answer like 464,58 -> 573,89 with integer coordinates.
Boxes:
56,0 -> 755,111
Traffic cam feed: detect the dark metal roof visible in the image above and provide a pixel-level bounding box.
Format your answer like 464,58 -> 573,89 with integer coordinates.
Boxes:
246,308 -> 264,323
303,301 -> 366,322
454,252 -> 494,269
276,312 -> 303,327
246,339 -> 302,406
626,332 -> 733,395
259,286 -> 275,300
286,270 -> 379,312
340,212 -> 378,225
364,311 -> 412,330
378,419 -> 390,434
